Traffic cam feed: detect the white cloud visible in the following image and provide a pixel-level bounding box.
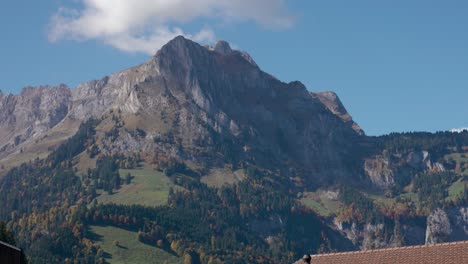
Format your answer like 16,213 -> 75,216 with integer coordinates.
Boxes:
450,128 -> 468,133
48,0 -> 294,54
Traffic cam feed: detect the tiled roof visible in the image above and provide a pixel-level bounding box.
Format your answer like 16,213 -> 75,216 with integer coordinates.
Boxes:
0,240 -> 21,252
295,241 -> 468,264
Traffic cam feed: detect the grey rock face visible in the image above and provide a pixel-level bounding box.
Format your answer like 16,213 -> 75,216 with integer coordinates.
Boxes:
0,36 -> 364,185
333,220 -> 392,250
406,151 -> 430,169
426,207 -> 468,244
214,40 -> 233,55
364,150 -> 445,190
364,155 -> 395,189
240,51 -> 258,67
131,36 -> 363,183
313,91 -> 364,135
334,218 -> 426,250
426,208 -> 452,244
406,151 -> 443,172
0,85 -> 71,157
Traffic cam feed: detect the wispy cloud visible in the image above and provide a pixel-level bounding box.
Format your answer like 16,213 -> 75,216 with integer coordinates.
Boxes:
48,0 -> 294,54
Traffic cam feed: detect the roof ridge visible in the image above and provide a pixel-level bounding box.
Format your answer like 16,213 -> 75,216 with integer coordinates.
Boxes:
0,240 -> 21,252
310,240 -> 468,257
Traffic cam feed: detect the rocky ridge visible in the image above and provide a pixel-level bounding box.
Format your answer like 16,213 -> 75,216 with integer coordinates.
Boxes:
0,36 -> 363,186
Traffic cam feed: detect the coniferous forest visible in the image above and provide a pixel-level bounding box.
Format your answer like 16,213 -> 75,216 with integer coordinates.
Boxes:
0,114 -> 466,263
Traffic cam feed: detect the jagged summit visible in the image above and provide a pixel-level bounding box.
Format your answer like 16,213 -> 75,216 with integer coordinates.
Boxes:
158,36 -> 232,55
163,35 -> 192,46
155,35 -> 200,57
214,40 -> 233,54
161,36 -> 258,68
0,36 -> 364,185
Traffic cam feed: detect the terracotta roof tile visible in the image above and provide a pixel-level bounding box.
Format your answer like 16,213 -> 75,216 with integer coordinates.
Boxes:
296,241 -> 468,264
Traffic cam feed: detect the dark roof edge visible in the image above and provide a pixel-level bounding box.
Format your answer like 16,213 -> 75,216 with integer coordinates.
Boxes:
311,240 -> 468,258
0,240 -> 21,252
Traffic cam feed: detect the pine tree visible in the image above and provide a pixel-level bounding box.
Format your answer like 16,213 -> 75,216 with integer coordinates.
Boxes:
125,173 -> 132,184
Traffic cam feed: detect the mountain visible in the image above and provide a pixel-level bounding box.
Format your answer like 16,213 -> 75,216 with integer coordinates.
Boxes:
0,36 -> 363,185
0,36 -> 467,263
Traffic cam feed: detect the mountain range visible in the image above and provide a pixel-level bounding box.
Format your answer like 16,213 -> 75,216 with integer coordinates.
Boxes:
0,36 -> 467,264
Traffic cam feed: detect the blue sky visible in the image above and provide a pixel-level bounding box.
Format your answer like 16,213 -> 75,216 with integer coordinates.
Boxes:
0,0 -> 467,135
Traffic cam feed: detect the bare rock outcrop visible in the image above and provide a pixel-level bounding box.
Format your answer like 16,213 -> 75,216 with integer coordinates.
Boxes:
364,150 -> 445,189
426,207 -> 468,244
0,85 -> 71,158
214,40 -> 233,55
313,91 -> 364,135
364,155 -> 395,189
333,218 -> 426,251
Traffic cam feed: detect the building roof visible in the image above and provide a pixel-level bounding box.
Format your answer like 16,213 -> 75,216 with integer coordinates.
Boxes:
295,241 -> 468,264
0,240 -> 21,252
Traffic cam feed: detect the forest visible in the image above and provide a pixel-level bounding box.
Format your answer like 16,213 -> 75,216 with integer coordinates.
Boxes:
0,119 -> 348,263
0,120 -> 467,263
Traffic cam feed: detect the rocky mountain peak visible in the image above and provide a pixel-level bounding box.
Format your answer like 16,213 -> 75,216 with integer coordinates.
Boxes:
313,91 -> 364,135
154,35 -> 203,60
0,36 -> 365,185
163,35 -> 192,47
214,40 -> 233,55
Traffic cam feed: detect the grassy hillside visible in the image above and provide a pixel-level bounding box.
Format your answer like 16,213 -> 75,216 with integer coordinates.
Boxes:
447,178 -> 467,201
89,225 -> 180,264
200,167 -> 245,188
0,118 -> 80,175
97,163 -> 175,206
300,191 -> 342,217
